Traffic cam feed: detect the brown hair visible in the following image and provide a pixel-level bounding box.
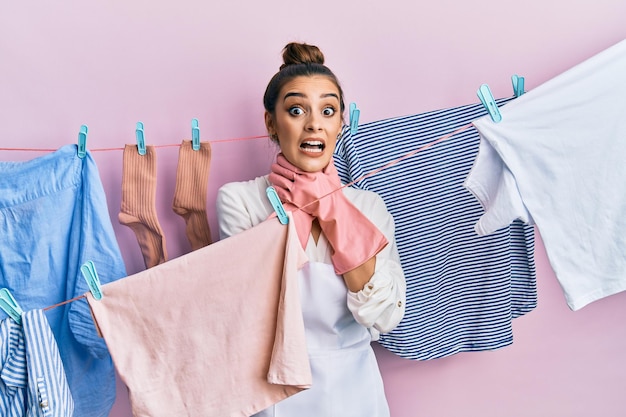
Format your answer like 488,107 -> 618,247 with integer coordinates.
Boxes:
263,42 -> 346,118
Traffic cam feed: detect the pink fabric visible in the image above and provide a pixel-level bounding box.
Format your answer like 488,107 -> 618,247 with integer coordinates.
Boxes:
269,154 -> 388,275
86,215 -> 311,417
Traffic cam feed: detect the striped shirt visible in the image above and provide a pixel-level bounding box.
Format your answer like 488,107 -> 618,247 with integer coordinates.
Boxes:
0,310 -> 73,416
334,99 -> 537,360
0,317 -> 26,416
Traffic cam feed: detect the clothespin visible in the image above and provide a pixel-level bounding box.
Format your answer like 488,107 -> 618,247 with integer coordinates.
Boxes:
191,118 -> 200,151
0,288 -> 24,324
476,84 -> 502,123
77,125 -> 88,159
349,102 -> 360,136
80,260 -> 103,300
265,186 -> 289,225
511,74 -> 525,97
135,122 -> 147,155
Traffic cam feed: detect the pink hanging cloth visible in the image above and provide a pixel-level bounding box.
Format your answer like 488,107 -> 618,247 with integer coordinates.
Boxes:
87,214 -> 311,417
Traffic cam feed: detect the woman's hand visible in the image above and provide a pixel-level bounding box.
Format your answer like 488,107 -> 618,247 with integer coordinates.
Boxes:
269,154 -> 388,276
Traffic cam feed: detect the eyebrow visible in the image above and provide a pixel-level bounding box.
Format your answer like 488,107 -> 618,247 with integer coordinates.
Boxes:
283,92 -> 340,101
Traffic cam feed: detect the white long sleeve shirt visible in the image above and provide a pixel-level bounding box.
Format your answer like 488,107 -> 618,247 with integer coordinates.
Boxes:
216,175 -> 406,339
465,39 -> 626,310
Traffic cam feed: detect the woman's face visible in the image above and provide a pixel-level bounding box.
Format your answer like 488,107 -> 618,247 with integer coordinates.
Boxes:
266,75 -> 343,172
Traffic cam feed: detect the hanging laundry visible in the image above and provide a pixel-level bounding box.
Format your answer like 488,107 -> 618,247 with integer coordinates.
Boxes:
172,139 -> 213,250
334,99 -> 537,360
86,214 -> 311,417
466,39 -> 626,311
0,310 -> 74,417
119,144 -> 168,268
0,144 -> 127,417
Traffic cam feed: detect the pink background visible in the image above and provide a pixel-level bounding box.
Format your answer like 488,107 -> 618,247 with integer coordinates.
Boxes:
2,1 -> 626,416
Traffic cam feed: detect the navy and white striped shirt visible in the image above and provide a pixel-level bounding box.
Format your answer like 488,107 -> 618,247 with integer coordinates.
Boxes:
0,310 -> 74,416
0,316 -> 26,416
334,99 -> 536,360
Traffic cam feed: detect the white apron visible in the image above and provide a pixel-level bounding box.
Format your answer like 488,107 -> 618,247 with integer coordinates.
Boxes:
253,235 -> 390,417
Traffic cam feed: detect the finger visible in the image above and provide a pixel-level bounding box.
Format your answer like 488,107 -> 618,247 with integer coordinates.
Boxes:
269,171 -> 294,192
276,154 -> 303,174
269,184 -> 293,205
322,159 -> 342,187
271,162 -> 297,181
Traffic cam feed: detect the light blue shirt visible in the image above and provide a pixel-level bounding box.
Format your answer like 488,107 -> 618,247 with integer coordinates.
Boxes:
0,145 -> 127,416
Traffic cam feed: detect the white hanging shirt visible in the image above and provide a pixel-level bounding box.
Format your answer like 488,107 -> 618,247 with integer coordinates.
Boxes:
465,39 -> 626,310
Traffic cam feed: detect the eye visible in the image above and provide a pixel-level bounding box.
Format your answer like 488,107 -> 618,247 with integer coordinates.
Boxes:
289,106 -> 304,116
322,106 -> 336,116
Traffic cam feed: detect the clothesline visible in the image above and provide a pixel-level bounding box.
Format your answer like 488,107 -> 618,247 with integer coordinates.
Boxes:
0,134 -> 270,152
43,294 -> 87,311
299,123 -> 474,210
35,122 -> 474,311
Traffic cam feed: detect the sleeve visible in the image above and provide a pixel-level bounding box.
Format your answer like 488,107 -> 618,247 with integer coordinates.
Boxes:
68,152 -> 127,359
215,182 -> 256,240
464,124 -> 534,235
345,192 -> 406,338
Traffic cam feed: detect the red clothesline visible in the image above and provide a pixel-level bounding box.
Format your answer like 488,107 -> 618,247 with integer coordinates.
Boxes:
298,124 -> 473,211
0,134 -> 270,152
38,122 -> 473,312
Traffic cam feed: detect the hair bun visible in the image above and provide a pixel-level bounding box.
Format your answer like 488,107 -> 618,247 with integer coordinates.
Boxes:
280,42 -> 325,70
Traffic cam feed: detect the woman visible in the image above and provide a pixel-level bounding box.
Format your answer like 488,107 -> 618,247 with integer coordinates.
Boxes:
216,42 -> 406,417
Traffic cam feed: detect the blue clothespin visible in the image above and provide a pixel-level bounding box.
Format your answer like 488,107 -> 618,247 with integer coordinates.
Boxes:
511,74 -> 525,97
80,260 -> 103,301
191,118 -> 200,151
349,102 -> 360,136
135,122 -> 146,155
265,186 -> 289,225
0,288 -> 24,324
477,84 -> 502,123
77,125 -> 88,159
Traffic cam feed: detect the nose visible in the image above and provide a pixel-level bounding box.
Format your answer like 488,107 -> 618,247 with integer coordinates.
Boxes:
305,112 -> 322,131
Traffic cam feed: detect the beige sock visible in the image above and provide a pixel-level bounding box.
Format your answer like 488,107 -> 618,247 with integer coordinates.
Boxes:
119,144 -> 168,268
172,140 -> 213,251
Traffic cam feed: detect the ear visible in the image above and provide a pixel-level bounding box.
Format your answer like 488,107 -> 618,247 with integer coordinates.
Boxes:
264,111 -> 275,136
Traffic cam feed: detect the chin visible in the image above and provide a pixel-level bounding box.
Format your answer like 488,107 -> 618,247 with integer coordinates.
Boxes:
299,157 -> 331,173
282,150 -> 332,172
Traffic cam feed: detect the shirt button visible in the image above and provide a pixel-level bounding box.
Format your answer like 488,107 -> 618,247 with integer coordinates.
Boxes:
397,300 -> 403,307
40,400 -> 49,408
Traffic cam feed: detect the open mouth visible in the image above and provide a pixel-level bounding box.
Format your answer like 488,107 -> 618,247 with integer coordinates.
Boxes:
300,140 -> 325,153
